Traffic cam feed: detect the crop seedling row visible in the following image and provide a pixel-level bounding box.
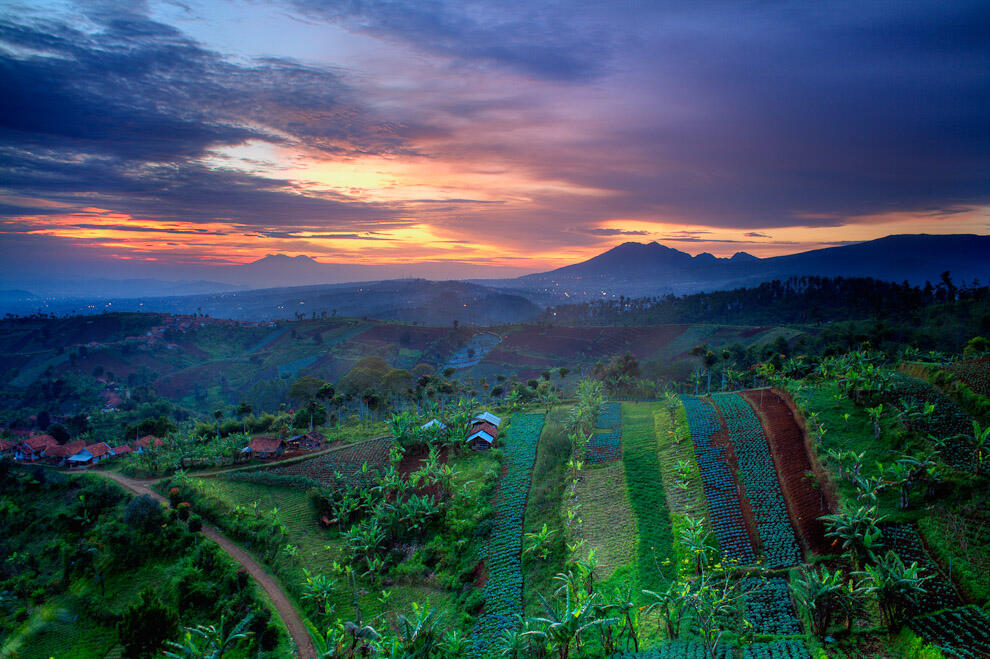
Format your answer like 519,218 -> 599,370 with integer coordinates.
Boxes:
587,401 -> 622,463
714,394 -> 801,568
470,413 -> 545,656
681,396 -> 755,563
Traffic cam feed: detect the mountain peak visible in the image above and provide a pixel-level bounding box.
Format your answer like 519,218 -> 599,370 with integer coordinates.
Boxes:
730,251 -> 758,262
253,254 -> 318,264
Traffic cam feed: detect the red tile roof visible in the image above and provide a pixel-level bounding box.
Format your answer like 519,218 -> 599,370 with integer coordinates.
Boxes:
46,440 -> 86,458
468,421 -> 499,439
113,444 -> 133,455
86,442 -> 114,458
247,436 -> 284,453
23,434 -> 58,452
134,435 -> 163,449
0,439 -> 14,451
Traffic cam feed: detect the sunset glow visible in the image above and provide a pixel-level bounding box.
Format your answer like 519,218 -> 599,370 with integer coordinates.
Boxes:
1,0 -> 987,285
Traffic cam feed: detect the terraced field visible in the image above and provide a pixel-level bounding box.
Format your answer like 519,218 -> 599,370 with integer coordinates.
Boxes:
471,413 -> 545,657
741,390 -> 831,555
260,435 -> 392,486
681,396 -> 756,564
713,393 -> 801,568
621,402 -> 676,587
587,401 -> 622,463
571,461 -> 638,580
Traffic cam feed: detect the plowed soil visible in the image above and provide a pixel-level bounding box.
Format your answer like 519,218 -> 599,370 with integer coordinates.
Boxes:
742,389 -> 832,555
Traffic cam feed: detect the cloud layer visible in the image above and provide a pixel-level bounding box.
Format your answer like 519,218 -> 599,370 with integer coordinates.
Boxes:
0,0 -> 987,281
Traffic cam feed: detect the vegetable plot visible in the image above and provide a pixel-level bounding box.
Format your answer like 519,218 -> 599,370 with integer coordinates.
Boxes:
743,577 -> 802,636
681,396 -> 755,564
742,640 -> 811,659
587,401 -> 622,463
909,606 -> 990,659
262,436 -> 391,487
713,394 -> 801,568
470,413 -> 545,657
881,523 -> 961,615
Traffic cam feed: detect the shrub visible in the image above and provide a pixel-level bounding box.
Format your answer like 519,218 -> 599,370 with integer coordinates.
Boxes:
123,494 -> 166,535
188,514 -> 203,533
117,587 -> 179,658
176,502 -> 191,521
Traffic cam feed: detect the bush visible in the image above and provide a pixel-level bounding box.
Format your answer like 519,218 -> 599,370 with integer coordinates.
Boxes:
176,502 -> 191,521
117,587 -> 179,658
188,514 -> 203,533
123,494 -> 166,535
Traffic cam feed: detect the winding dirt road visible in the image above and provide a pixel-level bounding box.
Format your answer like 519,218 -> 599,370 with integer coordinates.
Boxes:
99,472 -> 317,659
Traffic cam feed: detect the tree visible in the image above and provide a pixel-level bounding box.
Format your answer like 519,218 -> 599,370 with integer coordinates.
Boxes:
118,587 -> 180,658
236,402 -> 252,434
300,569 -> 337,620
213,409 -> 223,441
123,494 -> 166,536
537,382 -> 560,416
865,404 -> 883,440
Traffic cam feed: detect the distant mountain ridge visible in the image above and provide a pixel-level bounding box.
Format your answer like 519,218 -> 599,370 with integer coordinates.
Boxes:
512,233 -> 989,297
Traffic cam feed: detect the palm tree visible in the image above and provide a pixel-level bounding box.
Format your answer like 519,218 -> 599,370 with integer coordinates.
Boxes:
164,614 -> 253,659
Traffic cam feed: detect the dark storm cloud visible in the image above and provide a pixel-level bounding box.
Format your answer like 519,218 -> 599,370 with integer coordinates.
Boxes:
0,9 -> 414,231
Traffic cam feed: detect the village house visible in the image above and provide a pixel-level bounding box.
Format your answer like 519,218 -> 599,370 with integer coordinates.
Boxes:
133,435 -> 164,452
286,430 -> 324,451
241,436 -> 285,460
112,444 -> 134,457
86,442 -> 116,463
45,440 -> 87,466
16,434 -> 58,462
470,411 -> 501,428
0,439 -> 14,456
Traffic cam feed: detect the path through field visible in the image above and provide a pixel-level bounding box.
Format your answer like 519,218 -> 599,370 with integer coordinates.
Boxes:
97,472 -> 316,659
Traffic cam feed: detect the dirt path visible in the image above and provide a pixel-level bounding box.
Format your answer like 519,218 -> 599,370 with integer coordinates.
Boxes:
98,472 -> 317,659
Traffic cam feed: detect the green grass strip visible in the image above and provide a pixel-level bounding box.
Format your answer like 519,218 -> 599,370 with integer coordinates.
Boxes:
621,402 -> 676,590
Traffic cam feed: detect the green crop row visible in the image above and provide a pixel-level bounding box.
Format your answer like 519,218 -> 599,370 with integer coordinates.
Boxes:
713,394 -> 801,568
621,402 -> 676,589
470,413 -> 545,657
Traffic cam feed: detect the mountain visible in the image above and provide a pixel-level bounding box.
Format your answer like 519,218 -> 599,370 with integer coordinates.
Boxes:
511,234 -> 990,297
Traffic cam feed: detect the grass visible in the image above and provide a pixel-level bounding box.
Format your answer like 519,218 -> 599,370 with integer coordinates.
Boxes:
570,461 -> 637,581
785,380 -> 907,519
520,407 -> 570,613
653,400 -> 719,575
621,401 -> 676,592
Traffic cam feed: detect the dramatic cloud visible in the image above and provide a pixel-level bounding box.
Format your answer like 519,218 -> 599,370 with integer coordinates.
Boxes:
0,0 -> 987,283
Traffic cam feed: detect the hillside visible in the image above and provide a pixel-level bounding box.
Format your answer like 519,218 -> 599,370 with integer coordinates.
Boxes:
510,233 -> 990,297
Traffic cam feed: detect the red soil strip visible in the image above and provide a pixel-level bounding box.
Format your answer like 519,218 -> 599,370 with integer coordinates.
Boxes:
741,389 -> 833,555
705,398 -> 763,557
397,444 -> 450,498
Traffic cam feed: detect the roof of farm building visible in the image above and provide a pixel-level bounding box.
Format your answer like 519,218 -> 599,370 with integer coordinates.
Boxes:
467,421 -> 499,444
23,434 -> 58,451
245,436 -> 284,453
45,440 -> 86,458
87,442 -> 114,458
471,412 -> 501,427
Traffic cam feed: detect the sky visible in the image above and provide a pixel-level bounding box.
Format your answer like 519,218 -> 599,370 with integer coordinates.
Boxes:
0,0 -> 988,284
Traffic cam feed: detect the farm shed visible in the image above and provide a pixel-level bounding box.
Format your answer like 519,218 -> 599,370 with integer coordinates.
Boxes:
287,430 -> 324,450
466,421 -> 499,451
242,436 -> 285,459
421,419 -> 447,431
470,412 -> 501,428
